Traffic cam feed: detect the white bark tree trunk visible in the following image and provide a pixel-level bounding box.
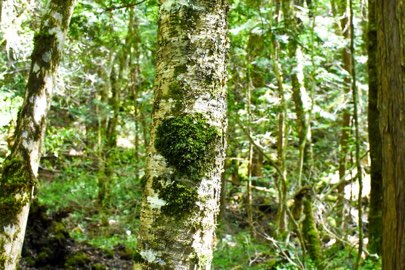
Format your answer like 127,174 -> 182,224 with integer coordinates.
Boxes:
135,0 -> 228,269
0,1 -> 75,268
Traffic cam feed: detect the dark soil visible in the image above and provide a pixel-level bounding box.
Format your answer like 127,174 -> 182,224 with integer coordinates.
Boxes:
19,201 -> 133,270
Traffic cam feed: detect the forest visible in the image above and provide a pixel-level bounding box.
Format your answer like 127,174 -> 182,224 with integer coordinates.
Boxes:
0,0 -> 404,269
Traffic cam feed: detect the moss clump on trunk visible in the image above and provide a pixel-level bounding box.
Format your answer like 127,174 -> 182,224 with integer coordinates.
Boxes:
0,157 -> 35,225
302,197 -> 323,268
155,113 -> 218,179
157,181 -> 198,218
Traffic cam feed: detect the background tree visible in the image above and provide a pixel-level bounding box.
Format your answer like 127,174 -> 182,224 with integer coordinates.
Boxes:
366,0 -> 382,255
0,0 -> 75,268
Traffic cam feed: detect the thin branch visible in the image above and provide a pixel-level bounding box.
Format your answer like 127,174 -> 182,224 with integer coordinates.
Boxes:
104,0 -> 147,12
262,233 -> 304,269
234,114 -> 284,179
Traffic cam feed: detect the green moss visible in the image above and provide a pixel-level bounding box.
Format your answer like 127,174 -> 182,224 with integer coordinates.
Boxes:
133,251 -> 147,264
65,252 -> 91,268
51,221 -> 67,240
155,114 -> 218,178
302,197 -> 323,268
0,252 -> 6,268
155,181 -> 198,218
92,263 -> 107,270
0,157 -> 36,225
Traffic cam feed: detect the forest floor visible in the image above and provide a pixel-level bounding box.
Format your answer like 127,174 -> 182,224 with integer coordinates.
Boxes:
19,201 -> 134,270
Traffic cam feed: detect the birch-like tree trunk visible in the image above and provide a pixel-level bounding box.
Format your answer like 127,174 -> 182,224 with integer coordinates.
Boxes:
376,0 -> 405,268
0,1 -> 75,268
134,1 -> 228,269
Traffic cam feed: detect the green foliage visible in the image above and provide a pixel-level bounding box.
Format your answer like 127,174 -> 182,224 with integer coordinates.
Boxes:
213,231 -> 277,270
38,148 -> 142,252
155,114 -> 219,178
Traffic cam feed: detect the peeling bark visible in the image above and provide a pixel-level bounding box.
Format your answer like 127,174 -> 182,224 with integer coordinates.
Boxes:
134,1 -> 228,269
0,1 -> 75,268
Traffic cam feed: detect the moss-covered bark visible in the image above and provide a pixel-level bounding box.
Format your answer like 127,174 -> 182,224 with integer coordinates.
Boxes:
0,1 -> 75,268
302,195 -> 323,268
135,0 -> 228,269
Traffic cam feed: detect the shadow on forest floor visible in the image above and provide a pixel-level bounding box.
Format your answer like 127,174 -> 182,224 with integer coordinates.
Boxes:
19,201 -> 133,270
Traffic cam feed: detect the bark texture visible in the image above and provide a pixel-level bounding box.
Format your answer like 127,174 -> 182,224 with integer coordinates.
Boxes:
0,1 -> 75,268
376,0 -> 405,269
367,0 -> 382,255
135,1 -> 228,269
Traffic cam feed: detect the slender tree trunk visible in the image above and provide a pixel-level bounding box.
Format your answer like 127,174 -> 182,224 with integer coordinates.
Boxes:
134,1 -> 228,269
0,0 -> 3,25
129,10 -> 141,181
332,0 -> 353,232
96,53 -> 113,206
282,0 -> 313,186
366,0 -> 382,255
282,2 -> 322,266
271,40 -> 288,235
348,0 -> 363,266
98,55 -> 124,207
302,193 -> 323,268
0,1 -> 75,268
376,0 -> 405,268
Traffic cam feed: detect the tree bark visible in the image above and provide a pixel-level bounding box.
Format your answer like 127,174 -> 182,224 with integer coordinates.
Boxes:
134,1 -> 228,269
376,0 -> 405,269
367,0 -> 382,256
0,0 -> 75,268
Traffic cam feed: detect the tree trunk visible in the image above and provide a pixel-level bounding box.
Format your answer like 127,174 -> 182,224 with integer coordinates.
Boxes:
282,1 -> 322,265
0,0 -> 3,25
134,1 -> 228,269
282,0 -> 313,186
270,37 -> 289,236
366,0 -> 382,255
0,1 -> 75,268
376,0 -> 405,269
331,0 -> 353,232
302,194 -> 323,268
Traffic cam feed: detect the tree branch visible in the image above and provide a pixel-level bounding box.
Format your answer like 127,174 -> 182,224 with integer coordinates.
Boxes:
104,0 -> 147,12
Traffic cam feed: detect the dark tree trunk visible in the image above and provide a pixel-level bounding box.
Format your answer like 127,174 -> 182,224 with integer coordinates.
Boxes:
367,0 -> 382,255
376,0 -> 405,268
